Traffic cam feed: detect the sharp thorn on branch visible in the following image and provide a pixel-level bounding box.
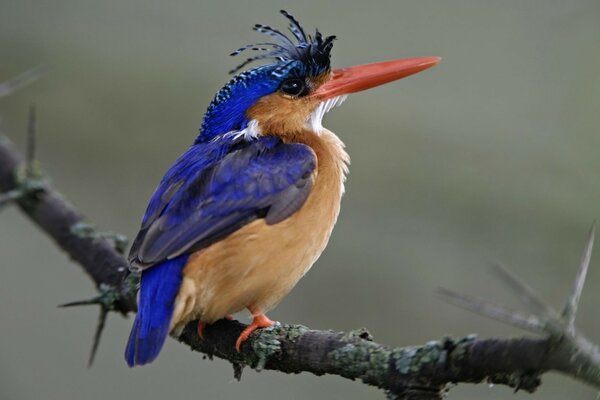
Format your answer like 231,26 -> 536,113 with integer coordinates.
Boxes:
88,306 -> 109,367
59,284 -> 120,311
436,287 -> 546,334
489,262 -> 557,319
0,65 -> 49,99
59,285 -> 121,366
562,223 -> 595,331
58,296 -> 104,308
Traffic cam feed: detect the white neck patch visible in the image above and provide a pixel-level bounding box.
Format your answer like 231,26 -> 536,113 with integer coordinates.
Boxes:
224,119 -> 262,141
308,95 -> 348,133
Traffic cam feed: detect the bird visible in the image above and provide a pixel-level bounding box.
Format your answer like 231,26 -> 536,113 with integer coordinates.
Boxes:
125,9 -> 439,367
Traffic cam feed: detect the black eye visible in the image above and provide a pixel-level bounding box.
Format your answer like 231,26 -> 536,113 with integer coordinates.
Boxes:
280,78 -> 307,97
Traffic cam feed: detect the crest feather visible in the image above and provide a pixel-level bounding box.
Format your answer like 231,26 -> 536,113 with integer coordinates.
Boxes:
229,10 -> 336,76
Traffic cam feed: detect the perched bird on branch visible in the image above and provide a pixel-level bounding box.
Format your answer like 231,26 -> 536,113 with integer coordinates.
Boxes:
125,10 -> 439,366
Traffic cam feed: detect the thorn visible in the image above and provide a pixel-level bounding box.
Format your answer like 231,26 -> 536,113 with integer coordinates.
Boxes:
60,285 -> 121,366
437,287 -> 546,334
58,296 -> 103,308
88,306 -> 108,367
0,65 -> 49,99
26,104 -> 37,179
490,263 -> 557,318
0,108 -> 45,209
562,223 -> 595,332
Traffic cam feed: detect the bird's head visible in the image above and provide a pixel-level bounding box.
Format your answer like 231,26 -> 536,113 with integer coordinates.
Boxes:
197,10 -> 440,143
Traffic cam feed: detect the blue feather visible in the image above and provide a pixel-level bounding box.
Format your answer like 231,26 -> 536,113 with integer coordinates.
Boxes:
129,135 -> 316,265
198,66 -> 280,143
125,254 -> 189,367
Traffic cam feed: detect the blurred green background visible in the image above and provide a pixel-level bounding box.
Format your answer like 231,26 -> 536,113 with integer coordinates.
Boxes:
1,0 -> 599,399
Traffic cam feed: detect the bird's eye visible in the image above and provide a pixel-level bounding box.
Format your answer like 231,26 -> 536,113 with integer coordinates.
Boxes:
280,78 -> 307,97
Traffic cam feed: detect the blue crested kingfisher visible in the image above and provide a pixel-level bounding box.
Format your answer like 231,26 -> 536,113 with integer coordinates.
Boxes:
125,10 -> 439,366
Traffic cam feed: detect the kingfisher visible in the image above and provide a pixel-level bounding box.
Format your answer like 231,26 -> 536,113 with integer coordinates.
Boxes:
125,10 -> 439,367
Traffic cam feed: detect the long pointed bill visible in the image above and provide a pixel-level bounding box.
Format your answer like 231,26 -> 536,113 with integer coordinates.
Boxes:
311,56 -> 441,100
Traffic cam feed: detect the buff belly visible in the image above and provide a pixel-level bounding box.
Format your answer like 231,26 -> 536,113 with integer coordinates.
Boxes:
169,128 -> 349,334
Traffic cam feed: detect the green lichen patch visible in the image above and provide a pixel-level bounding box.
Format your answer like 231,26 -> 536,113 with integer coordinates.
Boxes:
343,327 -> 374,342
70,221 -> 129,253
10,164 -> 47,211
71,221 -> 98,237
252,326 -> 282,371
391,337 -> 479,376
329,341 -> 391,381
97,283 -> 120,311
282,324 -> 310,341
447,335 -> 478,365
392,346 -> 420,374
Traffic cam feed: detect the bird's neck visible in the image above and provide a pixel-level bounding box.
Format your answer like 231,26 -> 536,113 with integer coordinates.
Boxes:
280,127 -> 350,195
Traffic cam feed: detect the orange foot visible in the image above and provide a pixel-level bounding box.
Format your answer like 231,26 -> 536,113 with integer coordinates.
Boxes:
235,313 -> 275,352
197,315 -> 234,339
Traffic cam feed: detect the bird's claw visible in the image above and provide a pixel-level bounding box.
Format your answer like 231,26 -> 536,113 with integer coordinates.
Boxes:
235,313 -> 275,352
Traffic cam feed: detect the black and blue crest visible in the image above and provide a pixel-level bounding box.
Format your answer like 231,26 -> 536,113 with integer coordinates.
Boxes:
229,10 -> 336,77
198,10 -> 336,142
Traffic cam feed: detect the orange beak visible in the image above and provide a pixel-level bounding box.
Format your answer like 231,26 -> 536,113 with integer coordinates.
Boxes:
311,57 -> 441,100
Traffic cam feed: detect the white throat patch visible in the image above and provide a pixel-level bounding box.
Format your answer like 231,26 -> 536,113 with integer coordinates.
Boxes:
308,95 -> 348,133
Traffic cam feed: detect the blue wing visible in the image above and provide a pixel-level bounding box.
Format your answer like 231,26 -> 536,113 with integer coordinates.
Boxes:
125,134 -> 315,366
128,134 -> 316,269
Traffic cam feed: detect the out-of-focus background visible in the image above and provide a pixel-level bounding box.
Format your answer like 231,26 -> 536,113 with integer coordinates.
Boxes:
1,1 -> 599,399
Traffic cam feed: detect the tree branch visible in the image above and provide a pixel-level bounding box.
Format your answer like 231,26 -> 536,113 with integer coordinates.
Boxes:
0,134 -> 136,314
1,77 -> 599,397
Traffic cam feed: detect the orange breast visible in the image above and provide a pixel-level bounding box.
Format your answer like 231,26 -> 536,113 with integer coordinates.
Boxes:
169,128 -> 349,332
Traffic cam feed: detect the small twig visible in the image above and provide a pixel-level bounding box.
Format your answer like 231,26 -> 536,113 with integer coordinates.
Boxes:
0,65 -> 49,99
562,223 -> 595,332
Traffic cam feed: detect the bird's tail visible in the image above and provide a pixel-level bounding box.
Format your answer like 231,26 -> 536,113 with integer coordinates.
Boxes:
125,254 -> 189,367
